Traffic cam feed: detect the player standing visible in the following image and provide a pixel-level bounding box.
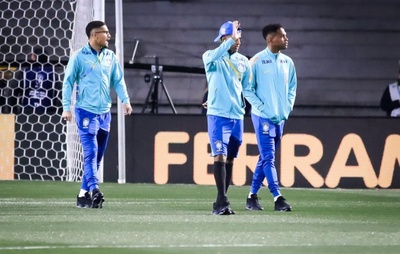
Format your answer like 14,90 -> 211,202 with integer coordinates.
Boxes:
244,23 -> 297,212
202,20 -> 251,215
62,20 -> 132,208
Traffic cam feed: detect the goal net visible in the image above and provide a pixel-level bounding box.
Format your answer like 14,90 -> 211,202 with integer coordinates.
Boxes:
0,0 -> 94,181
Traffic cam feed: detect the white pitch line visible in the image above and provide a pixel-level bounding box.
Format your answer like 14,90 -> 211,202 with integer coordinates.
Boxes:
1,242 -> 397,251
0,243 -> 268,251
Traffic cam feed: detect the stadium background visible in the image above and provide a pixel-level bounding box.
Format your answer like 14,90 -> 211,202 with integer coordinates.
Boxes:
1,0 -> 400,188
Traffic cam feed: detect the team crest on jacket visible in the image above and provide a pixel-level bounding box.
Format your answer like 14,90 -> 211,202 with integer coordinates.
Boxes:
215,140 -> 223,152
237,61 -> 246,73
262,122 -> 269,134
83,118 -> 89,129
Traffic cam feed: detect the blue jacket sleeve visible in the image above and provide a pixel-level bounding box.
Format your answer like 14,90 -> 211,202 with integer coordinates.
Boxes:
202,38 -> 235,70
62,51 -> 79,111
287,61 -> 297,113
111,53 -> 130,104
243,55 -> 264,111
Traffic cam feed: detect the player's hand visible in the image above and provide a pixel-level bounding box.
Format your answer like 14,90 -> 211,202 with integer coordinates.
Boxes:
232,20 -> 241,40
123,103 -> 133,115
202,101 -> 208,109
61,111 -> 72,122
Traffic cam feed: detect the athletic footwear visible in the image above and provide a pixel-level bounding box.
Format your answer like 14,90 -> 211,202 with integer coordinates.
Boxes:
91,189 -> 105,209
76,192 -> 91,208
245,194 -> 264,210
274,196 -> 292,212
212,197 -> 235,215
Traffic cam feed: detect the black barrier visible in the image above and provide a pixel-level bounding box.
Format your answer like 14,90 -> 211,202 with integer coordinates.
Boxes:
104,115 -> 400,189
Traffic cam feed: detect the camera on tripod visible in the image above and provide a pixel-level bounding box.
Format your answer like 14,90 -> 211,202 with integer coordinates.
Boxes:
141,56 -> 177,114
143,63 -> 162,84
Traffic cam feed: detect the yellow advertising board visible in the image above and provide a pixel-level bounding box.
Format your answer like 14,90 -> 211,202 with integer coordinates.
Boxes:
0,114 -> 15,180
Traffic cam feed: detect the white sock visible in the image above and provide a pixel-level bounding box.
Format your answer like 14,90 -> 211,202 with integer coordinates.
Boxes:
274,195 -> 282,202
78,189 -> 88,197
248,193 -> 255,198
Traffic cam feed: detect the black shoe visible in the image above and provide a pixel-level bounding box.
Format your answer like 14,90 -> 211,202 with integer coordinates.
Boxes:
274,196 -> 291,212
212,197 -> 235,215
91,189 -> 105,209
76,192 -> 91,208
245,194 -> 264,210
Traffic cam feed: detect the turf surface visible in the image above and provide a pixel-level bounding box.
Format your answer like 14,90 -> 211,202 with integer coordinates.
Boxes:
0,181 -> 399,253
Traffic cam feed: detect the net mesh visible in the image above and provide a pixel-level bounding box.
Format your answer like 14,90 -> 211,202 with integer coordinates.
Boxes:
0,0 -> 92,181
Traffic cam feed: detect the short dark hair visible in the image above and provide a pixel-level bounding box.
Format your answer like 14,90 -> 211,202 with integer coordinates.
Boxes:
262,23 -> 283,40
85,20 -> 106,38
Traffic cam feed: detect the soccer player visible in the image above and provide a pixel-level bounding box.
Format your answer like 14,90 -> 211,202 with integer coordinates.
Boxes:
202,20 -> 251,215
62,20 -> 132,208
244,24 -> 297,212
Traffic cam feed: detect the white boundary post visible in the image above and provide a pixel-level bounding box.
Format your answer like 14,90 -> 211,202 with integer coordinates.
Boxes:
67,0 -> 94,182
93,0 -> 105,183
115,0 -> 127,184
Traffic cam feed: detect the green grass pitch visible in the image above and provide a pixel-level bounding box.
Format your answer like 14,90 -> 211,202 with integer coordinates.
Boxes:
0,181 -> 399,254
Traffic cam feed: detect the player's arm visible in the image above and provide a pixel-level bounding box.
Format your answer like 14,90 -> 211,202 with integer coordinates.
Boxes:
287,61 -> 297,111
62,52 -> 79,121
110,53 -> 132,115
243,57 -> 264,111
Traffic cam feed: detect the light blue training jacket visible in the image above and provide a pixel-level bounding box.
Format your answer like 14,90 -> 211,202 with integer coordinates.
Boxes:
244,47 -> 297,124
202,38 -> 251,120
62,43 -> 130,114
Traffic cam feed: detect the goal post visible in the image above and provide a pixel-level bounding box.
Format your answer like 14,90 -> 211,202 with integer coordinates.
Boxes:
65,0 -> 96,182
115,0 -> 127,184
94,0 -> 106,183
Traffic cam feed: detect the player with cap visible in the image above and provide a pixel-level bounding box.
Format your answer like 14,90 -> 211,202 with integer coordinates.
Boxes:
202,20 -> 251,215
